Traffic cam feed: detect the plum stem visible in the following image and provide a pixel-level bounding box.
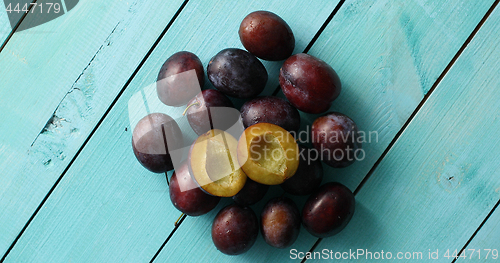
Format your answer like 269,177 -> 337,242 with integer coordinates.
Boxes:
182,101 -> 200,116
175,213 -> 184,226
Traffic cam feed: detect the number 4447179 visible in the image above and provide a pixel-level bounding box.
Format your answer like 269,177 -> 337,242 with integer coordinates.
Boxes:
5,3 -> 62,14
444,249 -> 498,260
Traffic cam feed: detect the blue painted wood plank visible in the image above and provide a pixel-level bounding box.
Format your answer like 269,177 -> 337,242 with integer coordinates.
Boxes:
0,0 -> 185,257
313,3 -> 500,262
0,4 -> 13,43
154,0 -> 497,262
458,206 -> 500,262
300,0 -> 496,190
0,1 -> 33,46
1,0 -> 76,49
1,0 -> 339,262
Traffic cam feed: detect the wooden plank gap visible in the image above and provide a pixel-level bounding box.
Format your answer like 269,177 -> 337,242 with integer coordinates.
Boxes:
451,198 -> 500,263
302,238 -> 323,263
60,0 -> 68,14
353,0 -> 500,196
301,2 -> 500,259
0,0 -> 37,53
0,0 -> 190,261
272,0 -> 346,96
302,0 -> 346,54
150,214 -> 187,263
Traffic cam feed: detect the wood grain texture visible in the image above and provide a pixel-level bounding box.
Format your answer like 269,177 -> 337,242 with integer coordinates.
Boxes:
313,3 -> 500,262
153,0 -> 496,262
0,1 -> 35,45
2,0 -> 338,262
458,206 -> 500,262
0,0 -> 84,45
0,0 -> 185,258
0,3 -> 13,44
299,0 -> 496,190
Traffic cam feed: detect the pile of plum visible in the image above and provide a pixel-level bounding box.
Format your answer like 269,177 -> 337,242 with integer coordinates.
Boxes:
132,11 -> 359,255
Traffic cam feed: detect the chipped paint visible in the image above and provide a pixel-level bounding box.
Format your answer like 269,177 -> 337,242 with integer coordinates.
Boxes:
8,49 -> 28,64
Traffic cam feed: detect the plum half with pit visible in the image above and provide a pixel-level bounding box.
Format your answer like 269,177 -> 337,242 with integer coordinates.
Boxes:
156,51 -> 204,106
207,48 -> 267,99
240,96 -> 300,133
312,112 -> 361,168
212,204 -> 259,255
132,113 -> 183,173
280,145 -> 323,195
184,89 -> 236,136
169,162 -> 220,216
189,129 -> 247,197
279,53 -> 341,114
302,182 -> 355,238
237,123 -> 299,185
261,197 -> 301,248
239,11 -> 295,61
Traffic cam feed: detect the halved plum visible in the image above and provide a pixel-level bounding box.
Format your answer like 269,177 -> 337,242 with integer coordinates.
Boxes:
237,123 -> 299,185
189,129 -> 247,197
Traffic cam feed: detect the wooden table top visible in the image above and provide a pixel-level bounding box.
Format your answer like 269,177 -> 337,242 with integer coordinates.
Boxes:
1,0 -> 499,262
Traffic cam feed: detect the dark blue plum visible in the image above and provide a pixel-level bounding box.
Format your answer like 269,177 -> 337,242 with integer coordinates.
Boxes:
207,48 -> 267,99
